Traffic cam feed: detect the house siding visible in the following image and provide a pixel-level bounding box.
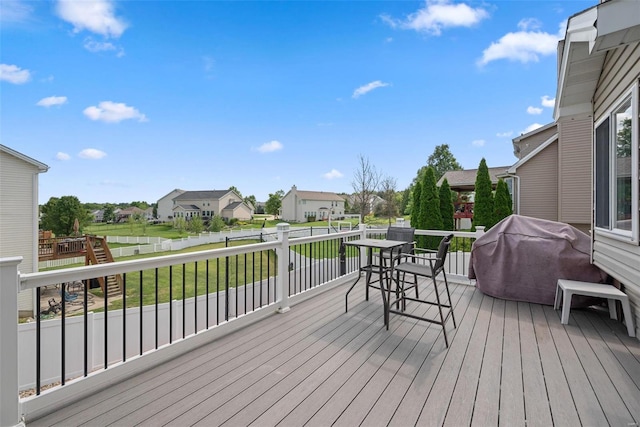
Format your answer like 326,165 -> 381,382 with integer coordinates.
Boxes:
557,115 -> 592,231
517,142 -> 559,222
594,42 -> 640,119
592,40 -> 640,337
0,151 -> 39,315
157,189 -> 185,222
514,125 -> 558,159
593,234 -> 640,337
280,187 -> 345,223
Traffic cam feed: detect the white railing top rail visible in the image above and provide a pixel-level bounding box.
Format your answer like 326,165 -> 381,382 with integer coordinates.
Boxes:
289,229 -> 361,245
20,240 -> 280,291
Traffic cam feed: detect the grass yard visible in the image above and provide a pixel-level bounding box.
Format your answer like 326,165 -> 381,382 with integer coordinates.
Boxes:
105,248 -> 277,310
44,239 -> 277,312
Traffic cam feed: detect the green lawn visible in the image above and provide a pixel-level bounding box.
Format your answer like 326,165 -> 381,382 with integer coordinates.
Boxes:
53,239 -> 276,312
82,215 -> 406,239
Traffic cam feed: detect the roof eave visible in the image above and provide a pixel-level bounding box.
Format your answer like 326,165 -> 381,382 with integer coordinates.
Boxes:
0,144 -> 49,172
554,7 -> 599,121
507,133 -> 558,174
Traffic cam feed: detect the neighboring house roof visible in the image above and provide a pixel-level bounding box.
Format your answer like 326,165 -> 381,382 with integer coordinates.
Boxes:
506,133 -> 559,174
223,201 -> 244,210
159,188 -> 185,200
173,204 -> 201,211
174,190 -> 231,201
512,122 -> 557,144
0,144 -> 49,172
118,206 -> 145,215
294,190 -> 345,202
438,167 -> 510,191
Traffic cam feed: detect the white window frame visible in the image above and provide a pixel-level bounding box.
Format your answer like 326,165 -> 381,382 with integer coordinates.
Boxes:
593,83 -> 639,243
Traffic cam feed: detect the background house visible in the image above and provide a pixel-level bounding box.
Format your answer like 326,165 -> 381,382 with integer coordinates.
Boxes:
157,189 -> 186,222
115,206 -> 145,223
555,0 -> 640,337
0,144 -> 48,317
280,185 -> 345,222
501,121 -> 592,234
437,166 -> 510,230
168,189 -> 253,221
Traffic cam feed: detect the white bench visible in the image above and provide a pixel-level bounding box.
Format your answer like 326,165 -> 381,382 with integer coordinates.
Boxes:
554,279 -> 635,337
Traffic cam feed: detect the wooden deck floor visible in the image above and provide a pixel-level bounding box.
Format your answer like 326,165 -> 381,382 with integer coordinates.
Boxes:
30,280 -> 640,427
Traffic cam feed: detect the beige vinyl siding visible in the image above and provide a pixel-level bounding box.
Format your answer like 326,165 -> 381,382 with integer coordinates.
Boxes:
0,152 -> 39,314
593,234 -> 640,337
517,141 -> 558,221
514,125 -> 558,159
592,40 -> 640,338
557,116 -> 592,227
594,42 -> 640,119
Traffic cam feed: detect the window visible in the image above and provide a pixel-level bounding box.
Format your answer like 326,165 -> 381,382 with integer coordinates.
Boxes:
594,85 -> 638,240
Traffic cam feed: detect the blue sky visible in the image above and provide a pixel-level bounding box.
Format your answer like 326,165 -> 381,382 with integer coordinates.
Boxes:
1,0 -> 594,205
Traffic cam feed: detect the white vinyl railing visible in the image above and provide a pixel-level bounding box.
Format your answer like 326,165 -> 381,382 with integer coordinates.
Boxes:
1,224 -> 483,426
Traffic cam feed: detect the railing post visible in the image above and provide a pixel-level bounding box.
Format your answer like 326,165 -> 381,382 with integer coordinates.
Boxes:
276,223 -> 290,313
0,257 -> 24,427
475,226 -> 486,239
358,224 -> 367,268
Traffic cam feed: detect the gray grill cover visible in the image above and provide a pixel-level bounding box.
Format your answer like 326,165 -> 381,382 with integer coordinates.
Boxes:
469,215 -> 607,306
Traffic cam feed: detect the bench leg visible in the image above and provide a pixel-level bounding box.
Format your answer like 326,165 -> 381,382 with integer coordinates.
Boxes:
607,299 -> 617,320
561,291 -> 573,324
620,297 -> 636,337
554,285 -> 562,310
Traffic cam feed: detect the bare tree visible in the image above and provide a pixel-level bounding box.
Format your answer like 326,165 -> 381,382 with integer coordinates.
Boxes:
379,175 -> 398,225
351,155 -> 381,220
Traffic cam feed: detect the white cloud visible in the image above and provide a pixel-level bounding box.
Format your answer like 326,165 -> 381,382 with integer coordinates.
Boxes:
527,106 -> 543,115
472,139 -> 485,147
0,0 -> 33,23
83,101 -> 147,123
56,0 -> 128,38
381,0 -> 489,36
522,123 -> 543,134
518,18 -> 542,31
541,95 -> 555,108
37,96 -> 68,107
496,131 -> 513,138
352,80 -> 390,99
78,148 -> 107,159
0,63 -> 31,84
257,140 -> 283,153
83,38 -> 126,56
478,21 -> 562,66
323,169 -> 344,180
56,152 -> 71,161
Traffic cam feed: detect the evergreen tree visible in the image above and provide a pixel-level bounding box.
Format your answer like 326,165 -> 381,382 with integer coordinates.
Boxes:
473,158 -> 495,230
420,167 -> 443,249
410,181 -> 422,231
439,178 -> 455,231
493,178 -> 513,225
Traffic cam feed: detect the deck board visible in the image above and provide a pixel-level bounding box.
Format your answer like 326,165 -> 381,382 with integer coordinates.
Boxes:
542,305 -> 609,426
470,298 -> 503,427
497,300 -> 526,426
441,295 -> 493,427
530,304 -> 581,426
27,280 -> 640,427
564,310 -> 636,425
518,301 -> 554,427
